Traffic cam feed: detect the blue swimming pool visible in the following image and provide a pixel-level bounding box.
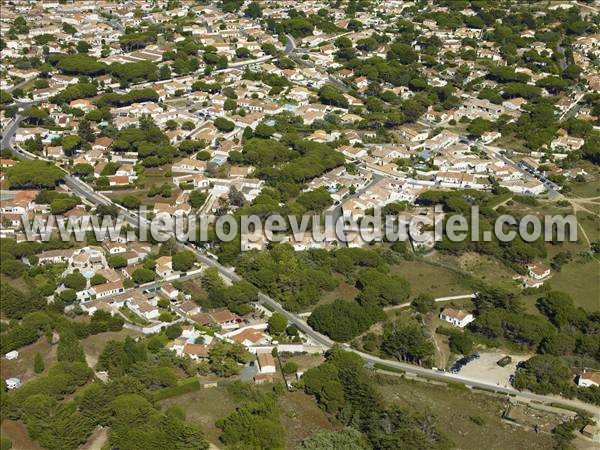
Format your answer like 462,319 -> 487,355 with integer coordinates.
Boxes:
210,155 -> 226,165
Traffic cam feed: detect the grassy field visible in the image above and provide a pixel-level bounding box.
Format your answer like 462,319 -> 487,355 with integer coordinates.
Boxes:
279,390 -> 338,448
0,420 -> 43,450
548,258 -> 600,311
180,279 -> 208,300
80,329 -> 143,369
0,338 -> 56,384
390,259 -> 474,298
158,385 -> 238,446
104,167 -> 181,207
577,210 -> 600,243
280,353 -> 324,371
317,274 -> 359,307
566,162 -> 600,198
376,375 -> 555,450
159,383 -> 335,449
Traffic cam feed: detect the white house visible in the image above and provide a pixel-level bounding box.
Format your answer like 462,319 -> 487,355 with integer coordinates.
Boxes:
180,324 -> 201,341
527,263 -> 550,280
155,256 -> 173,278
439,308 -> 475,328
4,350 -> 18,360
161,282 -> 179,300
128,298 -> 160,320
6,377 -> 21,390
578,370 -> 600,388
91,281 -> 125,299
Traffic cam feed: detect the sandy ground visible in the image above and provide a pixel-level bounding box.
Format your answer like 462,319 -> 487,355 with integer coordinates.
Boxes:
79,427 -> 108,450
0,420 -> 43,450
458,350 -> 531,387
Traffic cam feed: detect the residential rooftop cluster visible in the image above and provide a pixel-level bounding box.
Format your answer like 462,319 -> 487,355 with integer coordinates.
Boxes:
0,1 -> 599,449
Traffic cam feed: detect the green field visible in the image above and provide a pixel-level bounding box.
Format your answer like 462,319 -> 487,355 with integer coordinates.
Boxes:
390,259 -> 475,298
158,384 -> 239,445
159,384 -> 335,449
80,328 -> 143,368
548,258 -> 600,311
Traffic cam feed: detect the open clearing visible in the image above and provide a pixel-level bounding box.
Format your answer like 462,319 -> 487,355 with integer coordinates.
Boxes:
548,259 -> 600,311
0,420 -> 43,450
376,374 -> 555,450
390,259 -> 473,298
158,385 -> 238,446
159,383 -> 334,449
0,338 -> 56,384
456,350 -> 531,387
80,328 -> 143,369
279,390 -> 338,448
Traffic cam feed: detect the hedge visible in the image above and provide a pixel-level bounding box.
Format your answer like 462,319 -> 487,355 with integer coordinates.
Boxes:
373,363 -> 405,375
151,378 -> 201,402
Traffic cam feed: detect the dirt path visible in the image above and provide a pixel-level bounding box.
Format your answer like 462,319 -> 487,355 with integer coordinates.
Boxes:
540,196 -> 599,247
0,420 -> 43,450
79,427 -> 108,450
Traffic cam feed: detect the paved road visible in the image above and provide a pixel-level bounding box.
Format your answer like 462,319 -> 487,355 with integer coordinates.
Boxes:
284,34 -> 296,54
3,116 -> 599,419
484,144 -> 562,198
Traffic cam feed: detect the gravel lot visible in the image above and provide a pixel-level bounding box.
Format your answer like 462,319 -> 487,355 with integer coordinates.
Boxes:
457,351 -> 531,387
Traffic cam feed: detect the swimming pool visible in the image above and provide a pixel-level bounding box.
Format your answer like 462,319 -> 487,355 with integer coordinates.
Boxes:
210,155 -> 226,165
82,270 -> 95,279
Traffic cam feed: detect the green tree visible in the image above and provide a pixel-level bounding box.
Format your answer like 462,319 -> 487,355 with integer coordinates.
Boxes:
189,190 -> 208,208
6,161 -> 64,189
63,272 -> 86,291
90,274 -> 107,286
411,294 -> 435,314
244,2 -> 262,18
381,322 -> 434,366
300,428 -> 370,450
108,254 -> 127,269
214,117 -> 235,132
33,352 -> 45,374
132,268 -> 156,284
268,313 -> 288,334
449,333 -> 473,355
0,90 -> 13,105
172,250 -> 196,272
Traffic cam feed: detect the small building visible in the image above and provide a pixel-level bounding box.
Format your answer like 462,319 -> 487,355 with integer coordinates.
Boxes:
182,343 -> 210,361
161,282 -> 179,300
256,351 -> 276,374
229,328 -> 270,348
439,308 -> 475,328
527,263 -> 550,280
91,281 -> 125,299
180,300 -> 201,316
582,423 -> 600,442
6,377 -> 21,390
4,350 -> 18,360
578,370 -> 600,388
254,373 -> 274,385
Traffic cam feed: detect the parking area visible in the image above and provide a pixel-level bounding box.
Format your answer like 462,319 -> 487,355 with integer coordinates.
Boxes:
455,351 -> 531,387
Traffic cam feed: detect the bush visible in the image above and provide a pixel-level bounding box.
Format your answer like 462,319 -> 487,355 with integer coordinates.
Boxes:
268,313 -> 288,334
449,333 -> 473,355
282,361 -> 298,375
151,378 -> 201,402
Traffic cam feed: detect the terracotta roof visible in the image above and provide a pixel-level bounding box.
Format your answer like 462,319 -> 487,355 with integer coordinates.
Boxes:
581,371 -> 600,385
441,308 -> 470,321
257,351 -> 275,368
183,343 -> 209,358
